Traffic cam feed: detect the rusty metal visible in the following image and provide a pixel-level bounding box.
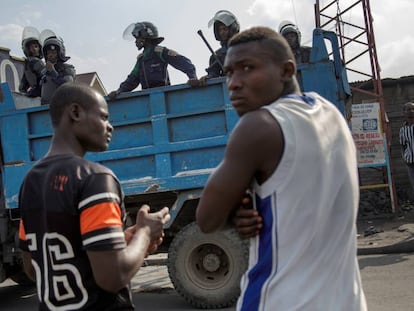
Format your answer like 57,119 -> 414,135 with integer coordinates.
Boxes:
314,0 -> 398,212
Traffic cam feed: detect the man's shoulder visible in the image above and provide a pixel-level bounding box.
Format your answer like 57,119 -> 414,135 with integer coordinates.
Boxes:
82,159 -> 115,176
56,62 -> 75,74
26,56 -> 43,64
40,155 -> 114,176
237,109 -> 280,135
63,63 -> 76,71
215,46 -> 227,55
154,46 -> 166,53
155,45 -> 180,57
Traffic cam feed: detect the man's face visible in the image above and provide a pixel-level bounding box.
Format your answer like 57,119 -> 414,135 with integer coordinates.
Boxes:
135,37 -> 145,50
404,103 -> 414,120
79,94 -> 114,152
283,32 -> 298,49
217,24 -> 230,41
224,41 -> 286,116
46,49 -> 58,63
28,42 -> 40,57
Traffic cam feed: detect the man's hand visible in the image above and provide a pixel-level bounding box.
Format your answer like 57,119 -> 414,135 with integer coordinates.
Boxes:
187,78 -> 201,87
232,194 -> 262,239
46,61 -> 55,72
197,75 -> 209,87
108,90 -> 120,100
135,205 -> 170,253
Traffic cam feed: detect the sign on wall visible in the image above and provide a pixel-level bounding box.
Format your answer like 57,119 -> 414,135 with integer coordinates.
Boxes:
351,102 -> 386,166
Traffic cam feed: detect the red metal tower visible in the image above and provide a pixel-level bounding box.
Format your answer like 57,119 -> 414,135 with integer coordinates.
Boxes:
314,0 -> 398,212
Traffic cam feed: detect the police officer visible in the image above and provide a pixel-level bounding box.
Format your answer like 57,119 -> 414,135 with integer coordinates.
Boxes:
19,26 -> 45,97
108,21 -> 198,99
40,32 -> 76,105
199,10 -> 240,84
278,20 -> 311,65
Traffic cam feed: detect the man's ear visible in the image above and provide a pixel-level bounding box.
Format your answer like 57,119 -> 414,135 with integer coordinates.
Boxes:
68,103 -> 82,122
281,60 -> 296,81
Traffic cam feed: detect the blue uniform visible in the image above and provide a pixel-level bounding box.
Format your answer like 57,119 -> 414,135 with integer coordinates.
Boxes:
118,45 -> 197,91
41,62 -> 76,105
19,56 -> 45,97
205,46 -> 227,78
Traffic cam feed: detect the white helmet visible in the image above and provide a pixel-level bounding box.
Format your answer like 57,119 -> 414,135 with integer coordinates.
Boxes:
278,20 -> 301,44
21,26 -> 42,58
208,10 -> 240,41
40,29 -> 70,62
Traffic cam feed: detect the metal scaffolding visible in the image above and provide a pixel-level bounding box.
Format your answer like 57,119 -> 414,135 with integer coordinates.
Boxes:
314,0 -> 398,212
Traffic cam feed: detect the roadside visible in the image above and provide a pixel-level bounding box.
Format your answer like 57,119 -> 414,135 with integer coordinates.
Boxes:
142,205 -> 414,271
357,202 -> 414,255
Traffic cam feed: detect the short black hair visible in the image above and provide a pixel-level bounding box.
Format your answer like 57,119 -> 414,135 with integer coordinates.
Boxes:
228,26 -> 295,64
49,83 -> 99,127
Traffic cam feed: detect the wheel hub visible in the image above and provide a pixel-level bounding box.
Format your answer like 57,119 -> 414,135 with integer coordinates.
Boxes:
202,253 -> 221,272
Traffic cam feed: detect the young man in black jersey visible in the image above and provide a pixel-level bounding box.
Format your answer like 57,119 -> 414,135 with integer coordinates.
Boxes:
18,83 -> 170,310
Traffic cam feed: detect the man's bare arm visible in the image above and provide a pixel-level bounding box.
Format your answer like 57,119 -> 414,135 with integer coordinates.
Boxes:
196,110 -> 283,233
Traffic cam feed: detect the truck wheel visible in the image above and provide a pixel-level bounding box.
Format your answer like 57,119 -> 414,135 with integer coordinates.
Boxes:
167,222 -> 249,309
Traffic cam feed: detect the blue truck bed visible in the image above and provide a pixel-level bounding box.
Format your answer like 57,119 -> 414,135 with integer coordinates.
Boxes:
0,78 -> 238,210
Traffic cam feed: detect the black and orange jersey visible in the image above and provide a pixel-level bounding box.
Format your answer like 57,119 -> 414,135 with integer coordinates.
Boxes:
18,154 -> 134,310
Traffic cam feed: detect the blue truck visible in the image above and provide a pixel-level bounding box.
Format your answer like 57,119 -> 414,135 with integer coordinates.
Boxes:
0,29 -> 350,308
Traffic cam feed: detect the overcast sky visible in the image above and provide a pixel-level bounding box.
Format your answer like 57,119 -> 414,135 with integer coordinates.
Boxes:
1,0 -> 412,93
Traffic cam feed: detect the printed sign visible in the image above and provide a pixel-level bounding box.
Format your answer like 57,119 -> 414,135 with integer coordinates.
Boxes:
351,102 -> 385,166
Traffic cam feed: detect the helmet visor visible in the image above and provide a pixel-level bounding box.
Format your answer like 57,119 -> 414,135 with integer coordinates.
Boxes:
208,10 -> 236,27
122,23 -> 137,41
22,26 -> 40,42
39,29 -> 57,46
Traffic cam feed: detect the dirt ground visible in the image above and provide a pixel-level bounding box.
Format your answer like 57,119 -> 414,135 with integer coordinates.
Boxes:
357,206 -> 414,249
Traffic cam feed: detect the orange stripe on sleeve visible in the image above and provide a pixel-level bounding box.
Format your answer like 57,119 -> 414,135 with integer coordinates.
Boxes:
80,202 -> 123,235
19,220 -> 27,241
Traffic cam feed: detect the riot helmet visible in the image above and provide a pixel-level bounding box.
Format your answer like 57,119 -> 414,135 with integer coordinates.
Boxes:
41,30 -> 70,63
123,21 -> 164,45
208,10 -> 240,42
21,26 -> 42,58
278,20 -> 302,45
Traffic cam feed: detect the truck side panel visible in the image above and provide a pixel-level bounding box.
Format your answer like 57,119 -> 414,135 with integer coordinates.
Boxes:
0,80 -> 238,209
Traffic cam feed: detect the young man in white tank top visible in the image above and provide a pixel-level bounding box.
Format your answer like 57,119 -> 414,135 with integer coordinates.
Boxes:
196,26 -> 366,311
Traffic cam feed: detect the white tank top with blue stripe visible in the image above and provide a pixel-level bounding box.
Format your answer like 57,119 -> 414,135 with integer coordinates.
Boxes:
237,93 -> 367,311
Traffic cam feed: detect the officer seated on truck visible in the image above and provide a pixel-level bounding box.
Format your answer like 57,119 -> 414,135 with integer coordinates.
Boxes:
278,20 -> 311,65
19,26 -> 45,98
108,21 -> 199,99
198,10 -> 240,85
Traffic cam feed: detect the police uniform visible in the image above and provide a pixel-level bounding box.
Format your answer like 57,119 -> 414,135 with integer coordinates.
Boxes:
294,45 -> 312,64
40,62 -> 76,105
205,46 -> 227,78
19,154 -> 134,310
118,45 -> 197,91
19,56 -> 45,97
237,93 -> 367,311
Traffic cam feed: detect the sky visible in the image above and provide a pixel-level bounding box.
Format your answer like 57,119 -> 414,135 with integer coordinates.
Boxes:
1,0 -> 413,93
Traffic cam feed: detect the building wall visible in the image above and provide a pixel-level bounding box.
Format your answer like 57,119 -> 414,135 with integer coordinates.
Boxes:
351,76 -> 414,206
0,48 -> 24,92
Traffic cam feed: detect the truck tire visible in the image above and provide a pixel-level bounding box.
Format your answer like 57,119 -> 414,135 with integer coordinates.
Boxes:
167,222 -> 249,309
